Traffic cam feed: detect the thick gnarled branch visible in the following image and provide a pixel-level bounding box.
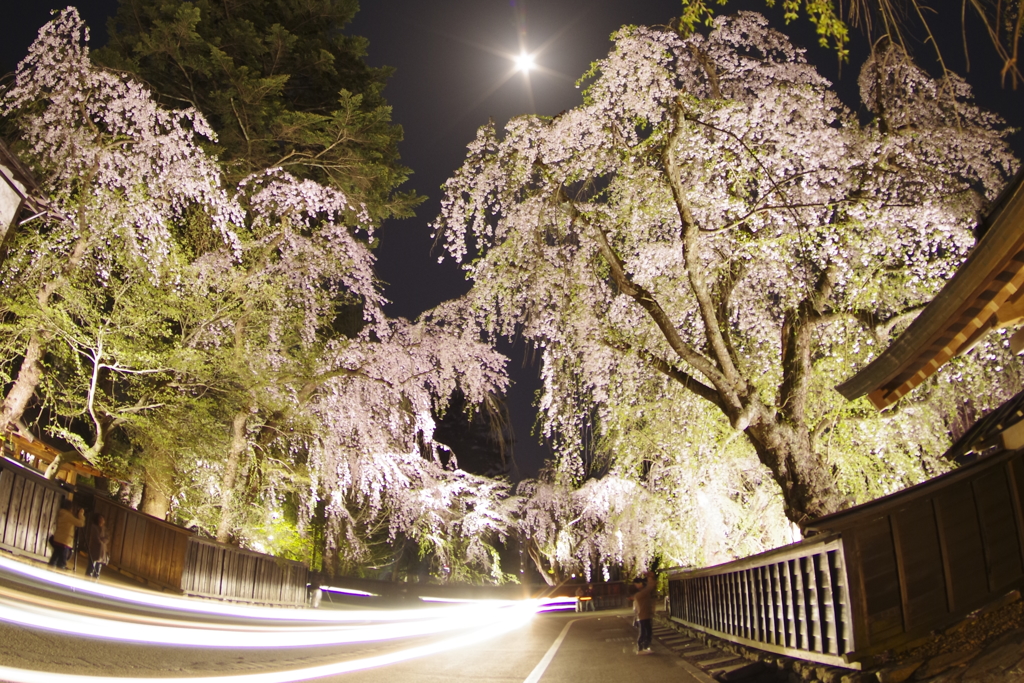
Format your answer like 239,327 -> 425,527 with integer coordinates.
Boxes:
601,336 -> 723,409
779,265 -> 836,424
661,101 -> 744,400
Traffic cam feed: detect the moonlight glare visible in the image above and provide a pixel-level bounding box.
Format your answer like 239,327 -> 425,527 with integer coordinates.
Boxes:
515,52 -> 536,73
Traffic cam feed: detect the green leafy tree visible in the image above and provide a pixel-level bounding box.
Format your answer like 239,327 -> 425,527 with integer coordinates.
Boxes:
95,0 -> 419,220
3,11 -> 515,583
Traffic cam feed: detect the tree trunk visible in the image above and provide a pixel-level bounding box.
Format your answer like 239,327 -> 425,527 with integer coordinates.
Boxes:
746,412 -> 846,526
525,539 -> 558,586
140,456 -> 173,520
216,411 -> 248,543
0,333 -> 46,434
1,233 -> 92,434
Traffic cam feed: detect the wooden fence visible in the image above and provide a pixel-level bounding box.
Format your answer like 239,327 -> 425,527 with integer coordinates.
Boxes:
667,446 -> 1024,668
92,495 -> 308,606
0,457 -> 66,561
93,497 -> 191,592
182,538 -> 308,606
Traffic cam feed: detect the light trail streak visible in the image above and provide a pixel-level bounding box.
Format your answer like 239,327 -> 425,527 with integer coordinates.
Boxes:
534,597 -> 576,613
0,587 -> 538,647
0,555 -> 576,682
0,599 -> 537,683
319,586 -> 377,597
0,555 -> 498,624
0,555 -> 571,647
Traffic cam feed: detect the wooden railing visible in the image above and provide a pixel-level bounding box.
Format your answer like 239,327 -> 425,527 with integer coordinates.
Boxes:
668,446 -> 1024,668
668,534 -> 853,666
0,457 -> 67,561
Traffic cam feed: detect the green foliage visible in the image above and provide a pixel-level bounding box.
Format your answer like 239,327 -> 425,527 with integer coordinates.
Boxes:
95,0 -> 421,220
679,0 -> 849,58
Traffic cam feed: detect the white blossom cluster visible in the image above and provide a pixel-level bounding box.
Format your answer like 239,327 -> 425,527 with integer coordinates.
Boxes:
2,8 -> 241,272
1,9 -> 514,577
436,13 -> 1017,568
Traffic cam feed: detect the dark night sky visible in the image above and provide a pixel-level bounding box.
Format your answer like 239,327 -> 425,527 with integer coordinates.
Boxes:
4,1 -> 1024,479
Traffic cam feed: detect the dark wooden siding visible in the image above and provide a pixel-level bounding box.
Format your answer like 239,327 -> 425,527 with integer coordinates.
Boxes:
0,458 -> 66,560
91,497 -> 306,606
0,458 -> 306,607
94,497 -> 191,592
832,449 -> 1024,660
933,482 -> 988,611
891,499 -> 947,630
181,537 -> 307,606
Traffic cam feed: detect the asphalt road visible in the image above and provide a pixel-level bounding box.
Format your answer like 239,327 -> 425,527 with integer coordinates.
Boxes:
0,558 -> 700,683
338,611 -> 701,683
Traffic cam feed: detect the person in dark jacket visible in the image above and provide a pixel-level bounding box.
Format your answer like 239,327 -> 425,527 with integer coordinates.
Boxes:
86,513 -> 109,578
48,499 -> 85,569
630,570 -> 656,654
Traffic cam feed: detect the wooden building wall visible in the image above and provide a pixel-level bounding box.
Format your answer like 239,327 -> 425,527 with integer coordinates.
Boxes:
811,447 -> 1024,661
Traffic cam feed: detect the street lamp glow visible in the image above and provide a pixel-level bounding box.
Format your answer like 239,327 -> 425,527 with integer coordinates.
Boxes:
515,52 -> 535,73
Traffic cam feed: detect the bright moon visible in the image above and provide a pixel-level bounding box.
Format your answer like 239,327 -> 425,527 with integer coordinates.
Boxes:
515,53 -> 535,73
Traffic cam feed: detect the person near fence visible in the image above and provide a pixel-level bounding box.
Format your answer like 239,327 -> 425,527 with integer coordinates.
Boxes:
86,513 -> 109,578
630,570 -> 656,654
48,499 -> 84,570
583,583 -> 595,611
575,584 -> 594,612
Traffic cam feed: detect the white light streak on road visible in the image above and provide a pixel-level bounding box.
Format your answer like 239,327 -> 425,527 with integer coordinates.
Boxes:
0,601 -> 535,683
0,555 -> 581,682
320,586 -> 378,597
0,555 -> 512,624
0,588 -> 533,647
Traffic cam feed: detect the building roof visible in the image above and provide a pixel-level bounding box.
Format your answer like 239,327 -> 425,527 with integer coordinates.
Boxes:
2,432 -> 105,479
835,173 -> 1024,409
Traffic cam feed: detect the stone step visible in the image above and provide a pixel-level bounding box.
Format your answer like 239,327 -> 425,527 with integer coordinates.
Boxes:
716,662 -> 768,682
698,655 -> 746,670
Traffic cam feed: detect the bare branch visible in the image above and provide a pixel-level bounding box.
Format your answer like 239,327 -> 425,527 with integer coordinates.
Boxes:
576,205 -> 731,392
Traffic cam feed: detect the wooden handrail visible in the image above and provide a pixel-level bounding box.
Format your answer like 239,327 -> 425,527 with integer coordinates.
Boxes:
667,534 -> 842,579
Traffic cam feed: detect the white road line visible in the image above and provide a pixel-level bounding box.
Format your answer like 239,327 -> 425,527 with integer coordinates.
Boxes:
523,618 -> 582,683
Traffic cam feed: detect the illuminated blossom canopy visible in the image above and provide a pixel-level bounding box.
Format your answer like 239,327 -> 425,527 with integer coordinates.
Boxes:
436,13 -> 1018,533
0,8 -> 513,576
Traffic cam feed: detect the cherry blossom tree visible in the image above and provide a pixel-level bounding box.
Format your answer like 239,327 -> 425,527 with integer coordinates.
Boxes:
681,0 -> 1024,88
435,14 -> 1017,526
1,9 -> 514,579
0,7 -> 239,456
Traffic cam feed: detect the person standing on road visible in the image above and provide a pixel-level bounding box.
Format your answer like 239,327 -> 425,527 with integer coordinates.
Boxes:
86,513 -> 109,578
48,499 -> 85,570
631,570 -> 656,654
575,584 -> 594,612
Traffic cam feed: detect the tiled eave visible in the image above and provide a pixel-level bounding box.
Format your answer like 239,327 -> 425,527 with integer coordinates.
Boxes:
836,174 -> 1024,409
